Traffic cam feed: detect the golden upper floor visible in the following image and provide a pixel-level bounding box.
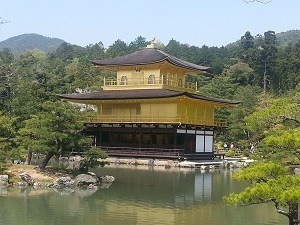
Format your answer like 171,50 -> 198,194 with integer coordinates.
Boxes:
91,45 -> 212,93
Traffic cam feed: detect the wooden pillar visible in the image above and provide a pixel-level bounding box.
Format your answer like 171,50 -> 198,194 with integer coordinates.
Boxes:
174,127 -> 177,149
98,125 -> 102,146
139,124 -> 142,148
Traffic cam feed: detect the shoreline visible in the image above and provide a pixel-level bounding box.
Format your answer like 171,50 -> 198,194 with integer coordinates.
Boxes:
1,157 -> 251,188
99,156 -> 252,169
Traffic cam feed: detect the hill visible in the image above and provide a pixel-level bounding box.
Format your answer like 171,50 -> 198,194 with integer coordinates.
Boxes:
276,29 -> 300,46
1,30 -> 299,55
0,33 -> 65,54
227,29 -> 300,48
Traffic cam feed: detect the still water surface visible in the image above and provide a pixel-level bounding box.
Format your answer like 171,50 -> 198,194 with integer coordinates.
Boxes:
0,165 -> 285,225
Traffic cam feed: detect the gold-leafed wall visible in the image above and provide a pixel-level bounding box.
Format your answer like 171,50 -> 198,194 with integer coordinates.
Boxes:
93,97 -> 217,126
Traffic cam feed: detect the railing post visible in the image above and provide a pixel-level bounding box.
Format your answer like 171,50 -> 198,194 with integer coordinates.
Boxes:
103,77 -> 106,86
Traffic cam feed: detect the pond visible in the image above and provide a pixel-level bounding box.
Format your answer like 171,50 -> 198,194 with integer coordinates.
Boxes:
0,164 -> 285,225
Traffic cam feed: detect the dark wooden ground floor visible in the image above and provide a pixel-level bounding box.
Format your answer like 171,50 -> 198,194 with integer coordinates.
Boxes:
85,123 -> 223,160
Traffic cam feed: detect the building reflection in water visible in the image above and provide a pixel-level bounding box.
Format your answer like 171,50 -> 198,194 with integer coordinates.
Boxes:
0,166 -> 283,225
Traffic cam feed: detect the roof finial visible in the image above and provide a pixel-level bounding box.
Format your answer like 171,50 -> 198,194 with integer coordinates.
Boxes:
151,37 -> 157,44
147,36 -> 157,48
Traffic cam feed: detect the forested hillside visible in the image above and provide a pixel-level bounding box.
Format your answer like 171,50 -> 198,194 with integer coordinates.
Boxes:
227,29 -> 300,48
1,29 -> 299,55
276,29 -> 300,46
0,30 -> 299,167
0,33 -> 65,54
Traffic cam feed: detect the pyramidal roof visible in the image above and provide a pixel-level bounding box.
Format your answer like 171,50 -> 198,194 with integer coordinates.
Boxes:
91,46 -> 210,73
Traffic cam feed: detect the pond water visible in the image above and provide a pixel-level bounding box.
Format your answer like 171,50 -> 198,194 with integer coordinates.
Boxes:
0,165 -> 286,225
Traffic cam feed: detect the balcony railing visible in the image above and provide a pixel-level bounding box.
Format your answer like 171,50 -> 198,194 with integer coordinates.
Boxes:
103,76 -> 197,92
81,114 -> 227,127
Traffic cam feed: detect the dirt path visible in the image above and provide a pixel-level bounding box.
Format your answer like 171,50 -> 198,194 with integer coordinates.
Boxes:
6,164 -> 69,183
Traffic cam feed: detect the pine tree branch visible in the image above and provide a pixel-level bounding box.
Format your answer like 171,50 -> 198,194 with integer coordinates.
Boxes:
279,115 -> 300,126
271,199 -> 292,218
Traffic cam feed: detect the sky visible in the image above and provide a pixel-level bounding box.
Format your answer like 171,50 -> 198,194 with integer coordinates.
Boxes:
0,0 -> 299,48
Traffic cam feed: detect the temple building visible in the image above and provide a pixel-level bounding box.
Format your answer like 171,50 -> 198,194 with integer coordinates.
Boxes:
60,43 -> 239,160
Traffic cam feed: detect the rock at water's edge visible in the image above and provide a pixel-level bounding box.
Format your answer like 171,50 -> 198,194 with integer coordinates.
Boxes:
19,173 -> 35,186
99,175 -> 115,183
0,175 -> 9,187
52,176 -> 75,188
74,174 -> 98,186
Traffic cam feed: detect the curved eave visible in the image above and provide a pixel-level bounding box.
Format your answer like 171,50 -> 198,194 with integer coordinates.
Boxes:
90,48 -> 210,75
187,93 -> 240,106
91,57 -> 167,71
92,58 -> 211,76
58,90 -> 240,107
59,93 -> 183,101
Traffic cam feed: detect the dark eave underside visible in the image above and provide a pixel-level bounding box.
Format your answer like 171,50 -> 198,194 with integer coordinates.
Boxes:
59,89 -> 240,105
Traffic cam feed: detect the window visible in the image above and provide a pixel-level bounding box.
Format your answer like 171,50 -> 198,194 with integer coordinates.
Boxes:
178,79 -> 183,87
162,75 -> 167,84
120,76 -> 127,85
148,75 -> 155,84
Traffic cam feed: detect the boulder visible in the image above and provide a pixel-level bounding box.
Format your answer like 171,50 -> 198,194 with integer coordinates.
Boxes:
229,161 -> 245,168
148,159 -> 155,166
99,175 -> 115,184
0,175 -> 9,187
53,176 -> 75,188
13,159 -> 21,164
165,160 -> 175,168
66,156 -> 86,170
19,173 -> 35,186
74,174 -> 99,186
294,168 -> 300,175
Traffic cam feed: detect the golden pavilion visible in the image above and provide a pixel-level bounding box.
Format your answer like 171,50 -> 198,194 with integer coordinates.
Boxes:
60,43 -> 239,160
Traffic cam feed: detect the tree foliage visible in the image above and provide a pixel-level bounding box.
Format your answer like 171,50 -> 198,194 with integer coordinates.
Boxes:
0,112 -> 16,161
245,90 -> 300,163
225,162 -> 300,225
241,31 -> 254,51
15,101 -> 90,168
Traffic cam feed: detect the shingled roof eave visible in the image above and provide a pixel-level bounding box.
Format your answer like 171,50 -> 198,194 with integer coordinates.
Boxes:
186,93 -> 241,105
90,57 -> 167,67
90,48 -> 210,73
91,58 -> 210,75
59,90 -> 239,105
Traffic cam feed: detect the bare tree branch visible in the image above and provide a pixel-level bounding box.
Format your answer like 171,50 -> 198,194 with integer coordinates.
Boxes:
243,0 -> 272,3
0,17 -> 9,25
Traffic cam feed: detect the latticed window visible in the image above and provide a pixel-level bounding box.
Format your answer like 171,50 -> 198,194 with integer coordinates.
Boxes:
178,79 -> 183,87
148,75 -> 155,84
162,75 -> 167,84
120,76 -> 127,85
